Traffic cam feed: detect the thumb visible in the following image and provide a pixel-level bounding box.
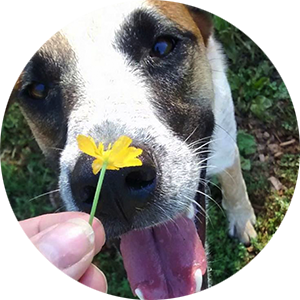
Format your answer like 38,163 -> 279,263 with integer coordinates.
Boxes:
0,219 -> 99,300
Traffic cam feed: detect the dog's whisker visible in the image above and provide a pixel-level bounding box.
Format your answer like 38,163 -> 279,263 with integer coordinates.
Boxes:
54,205 -> 66,213
198,177 -> 222,193
187,136 -> 213,148
192,150 -> 214,157
185,180 -> 212,198
188,188 -> 225,217
192,138 -> 224,152
182,195 -> 210,223
184,125 -> 200,144
197,180 -> 212,196
208,57 -> 222,61
214,123 -> 237,145
46,146 -> 64,152
210,69 -> 225,73
219,168 -> 237,185
196,154 -> 217,166
28,189 -> 60,202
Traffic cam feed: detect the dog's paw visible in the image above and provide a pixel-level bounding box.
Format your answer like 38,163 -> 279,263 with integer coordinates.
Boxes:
224,204 -> 257,246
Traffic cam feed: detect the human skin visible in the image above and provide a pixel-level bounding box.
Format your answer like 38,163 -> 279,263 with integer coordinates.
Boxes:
0,212 -> 107,300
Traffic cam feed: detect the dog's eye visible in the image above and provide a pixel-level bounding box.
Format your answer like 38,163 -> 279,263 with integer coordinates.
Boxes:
150,36 -> 176,58
27,82 -> 48,100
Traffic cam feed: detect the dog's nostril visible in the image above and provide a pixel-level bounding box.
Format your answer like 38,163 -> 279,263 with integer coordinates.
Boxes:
71,151 -> 157,219
125,168 -> 156,191
82,185 -> 96,205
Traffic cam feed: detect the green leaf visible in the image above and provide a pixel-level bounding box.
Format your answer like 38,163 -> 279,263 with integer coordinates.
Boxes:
240,156 -> 251,171
253,77 -> 269,90
250,95 -> 272,119
237,130 -> 257,156
213,11 -> 228,31
235,14 -> 261,30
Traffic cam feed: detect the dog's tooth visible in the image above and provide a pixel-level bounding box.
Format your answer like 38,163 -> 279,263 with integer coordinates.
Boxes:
135,288 -> 145,300
186,204 -> 195,219
195,269 -> 203,292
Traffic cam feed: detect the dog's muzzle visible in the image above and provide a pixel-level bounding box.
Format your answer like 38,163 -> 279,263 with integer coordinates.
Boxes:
70,149 -> 156,224
69,145 -> 207,299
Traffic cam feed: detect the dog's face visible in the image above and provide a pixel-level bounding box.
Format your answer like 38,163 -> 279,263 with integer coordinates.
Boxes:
12,1 -> 215,298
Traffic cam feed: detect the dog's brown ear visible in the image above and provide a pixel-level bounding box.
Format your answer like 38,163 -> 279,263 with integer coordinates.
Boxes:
181,0 -> 213,45
0,22 -> 15,115
190,10 -> 213,46
181,0 -> 204,10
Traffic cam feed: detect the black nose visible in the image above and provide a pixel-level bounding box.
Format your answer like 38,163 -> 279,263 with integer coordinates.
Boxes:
70,151 -> 157,224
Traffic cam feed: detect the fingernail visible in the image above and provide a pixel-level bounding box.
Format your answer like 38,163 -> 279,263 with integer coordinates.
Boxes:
34,218 -> 95,270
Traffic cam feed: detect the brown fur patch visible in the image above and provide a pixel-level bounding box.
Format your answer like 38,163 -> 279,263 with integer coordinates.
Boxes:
148,0 -> 211,45
148,0 -> 201,37
190,11 -> 213,46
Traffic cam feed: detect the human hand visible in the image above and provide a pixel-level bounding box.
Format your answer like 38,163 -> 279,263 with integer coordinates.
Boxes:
0,212 -> 107,300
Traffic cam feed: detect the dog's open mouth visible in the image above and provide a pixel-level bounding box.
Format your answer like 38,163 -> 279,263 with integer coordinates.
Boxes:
118,159 -> 209,300
120,180 -> 208,300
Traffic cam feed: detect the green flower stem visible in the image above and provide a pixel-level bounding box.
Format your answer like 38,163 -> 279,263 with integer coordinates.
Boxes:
89,161 -> 108,225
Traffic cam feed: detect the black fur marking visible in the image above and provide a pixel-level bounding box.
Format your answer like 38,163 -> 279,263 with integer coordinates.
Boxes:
16,33 -> 80,168
115,8 -> 214,143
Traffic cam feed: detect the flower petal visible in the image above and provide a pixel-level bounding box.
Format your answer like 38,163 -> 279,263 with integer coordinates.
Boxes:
106,165 -> 120,170
92,158 -> 104,175
110,136 -> 132,159
98,142 -> 104,155
77,135 -> 100,158
112,147 -> 143,168
77,134 -> 143,172
117,157 -> 143,168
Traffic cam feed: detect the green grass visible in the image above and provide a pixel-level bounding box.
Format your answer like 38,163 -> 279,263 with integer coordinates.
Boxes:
1,16 -> 299,298
208,155 -> 300,300
1,104 -> 56,220
207,0 -> 300,137
206,16 -> 299,285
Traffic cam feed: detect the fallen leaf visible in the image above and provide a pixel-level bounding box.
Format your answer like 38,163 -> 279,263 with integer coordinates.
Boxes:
268,176 -> 283,191
274,151 -> 283,158
280,139 -> 296,147
268,143 -> 281,153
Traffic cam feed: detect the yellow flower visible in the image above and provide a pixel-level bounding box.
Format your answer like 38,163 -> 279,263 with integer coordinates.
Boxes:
77,135 -> 143,174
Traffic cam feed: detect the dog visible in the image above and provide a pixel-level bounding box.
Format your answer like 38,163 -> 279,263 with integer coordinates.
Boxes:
9,0 -> 257,299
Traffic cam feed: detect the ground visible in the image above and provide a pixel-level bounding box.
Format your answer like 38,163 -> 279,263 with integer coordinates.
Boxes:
0,16 -> 298,298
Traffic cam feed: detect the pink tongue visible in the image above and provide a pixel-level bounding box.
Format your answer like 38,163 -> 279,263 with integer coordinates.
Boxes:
120,216 -> 207,300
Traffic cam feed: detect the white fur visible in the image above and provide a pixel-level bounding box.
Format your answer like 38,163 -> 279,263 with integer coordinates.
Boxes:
206,36 -> 237,175
59,1 -> 202,217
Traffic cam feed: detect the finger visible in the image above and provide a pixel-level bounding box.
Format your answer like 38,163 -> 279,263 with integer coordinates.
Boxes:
20,212 -> 105,254
79,264 -> 107,293
0,219 -> 104,300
